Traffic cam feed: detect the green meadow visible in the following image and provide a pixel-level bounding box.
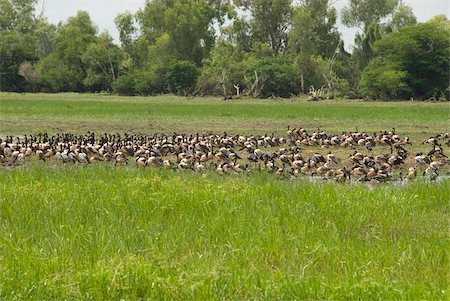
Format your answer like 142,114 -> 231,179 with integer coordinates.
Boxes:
1,93 -> 448,138
0,93 -> 449,300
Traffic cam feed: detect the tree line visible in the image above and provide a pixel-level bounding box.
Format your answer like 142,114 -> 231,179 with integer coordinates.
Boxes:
1,0 -> 449,100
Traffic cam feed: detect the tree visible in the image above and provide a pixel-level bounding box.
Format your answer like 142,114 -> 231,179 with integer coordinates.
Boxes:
34,19 -> 57,57
18,61 -> 37,91
114,12 -> 139,66
221,17 -> 253,53
386,3 -> 416,32
82,32 -> 122,92
166,60 -> 199,95
290,0 -> 340,58
135,0 -> 232,65
237,0 -> 292,56
37,11 -> 98,92
0,0 -> 39,91
198,41 -> 246,98
360,22 -> 450,99
341,0 -> 416,92
36,52 -> 78,92
359,57 -> 408,99
112,73 -> 136,96
341,0 -> 399,31
427,14 -> 450,34
289,0 -> 343,93
245,56 -> 300,98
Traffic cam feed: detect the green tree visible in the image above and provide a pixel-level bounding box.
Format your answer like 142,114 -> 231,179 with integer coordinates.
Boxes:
237,0 -> 292,56
112,73 -> 137,96
198,41 -> 246,97
166,60 -> 199,95
359,57 -> 408,99
245,56 -> 300,98
342,1 -> 418,93
427,14 -> 450,34
0,0 -> 39,91
82,32 -> 122,92
135,0 -> 232,65
37,11 -> 98,92
114,12 -> 139,67
360,22 -> 449,99
386,3 -> 417,32
289,0 -> 343,93
342,0 -> 399,31
221,17 -> 253,53
290,0 -> 340,58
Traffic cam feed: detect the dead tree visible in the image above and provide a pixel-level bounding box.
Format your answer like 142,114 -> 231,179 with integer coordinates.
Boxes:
322,41 -> 342,93
243,70 -> 264,98
233,84 -> 240,99
219,68 -> 233,100
307,85 -> 325,101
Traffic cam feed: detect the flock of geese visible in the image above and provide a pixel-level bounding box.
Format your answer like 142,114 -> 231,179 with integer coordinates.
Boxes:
1,128 -> 449,183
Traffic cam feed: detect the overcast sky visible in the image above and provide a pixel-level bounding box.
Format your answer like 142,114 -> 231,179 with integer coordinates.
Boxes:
37,0 -> 449,51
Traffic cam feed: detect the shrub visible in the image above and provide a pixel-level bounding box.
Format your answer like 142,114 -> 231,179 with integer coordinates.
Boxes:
112,73 -> 137,95
359,57 -> 409,100
135,67 -> 167,95
246,57 -> 300,98
166,60 -> 199,95
370,22 -> 450,98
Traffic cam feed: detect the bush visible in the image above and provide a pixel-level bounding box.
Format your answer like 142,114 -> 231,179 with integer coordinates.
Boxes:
246,57 -> 300,98
112,73 -> 137,95
371,22 -> 450,99
359,57 -> 409,99
135,67 -> 167,95
166,60 -> 199,95
197,42 -> 246,96
37,53 -> 83,92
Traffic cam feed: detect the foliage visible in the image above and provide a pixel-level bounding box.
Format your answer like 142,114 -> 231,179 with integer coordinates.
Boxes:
359,57 -> 408,99
370,22 -> 450,98
112,73 -> 136,95
198,41 -> 245,96
238,0 -> 293,56
166,60 -> 199,95
341,1 -> 416,92
386,3 -> 417,32
82,33 -> 122,92
289,0 -> 343,93
36,53 -> 78,92
134,67 -> 167,95
18,61 -> 37,91
290,0 -> 340,59
0,0 -> 39,91
341,0 -> 399,30
0,0 -> 446,100
37,11 -> 98,92
135,0 -> 230,65
246,56 -> 300,98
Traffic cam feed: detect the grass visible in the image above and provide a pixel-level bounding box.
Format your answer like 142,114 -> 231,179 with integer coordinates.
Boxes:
1,93 -> 449,139
0,93 -> 449,299
0,165 -> 448,300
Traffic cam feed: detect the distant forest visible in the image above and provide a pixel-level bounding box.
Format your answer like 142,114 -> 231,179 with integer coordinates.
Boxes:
1,0 -> 449,100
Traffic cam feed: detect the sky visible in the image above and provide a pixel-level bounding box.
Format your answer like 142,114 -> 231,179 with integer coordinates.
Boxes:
36,0 -> 449,51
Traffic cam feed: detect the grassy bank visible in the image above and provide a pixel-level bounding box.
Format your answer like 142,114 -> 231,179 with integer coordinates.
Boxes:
1,93 -> 448,139
0,165 -> 448,300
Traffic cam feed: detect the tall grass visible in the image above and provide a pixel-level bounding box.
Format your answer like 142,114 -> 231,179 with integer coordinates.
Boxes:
1,165 -> 448,300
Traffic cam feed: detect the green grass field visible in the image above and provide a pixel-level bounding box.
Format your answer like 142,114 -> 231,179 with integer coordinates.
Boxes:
1,166 -> 448,300
1,93 -> 449,139
0,93 -> 449,300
